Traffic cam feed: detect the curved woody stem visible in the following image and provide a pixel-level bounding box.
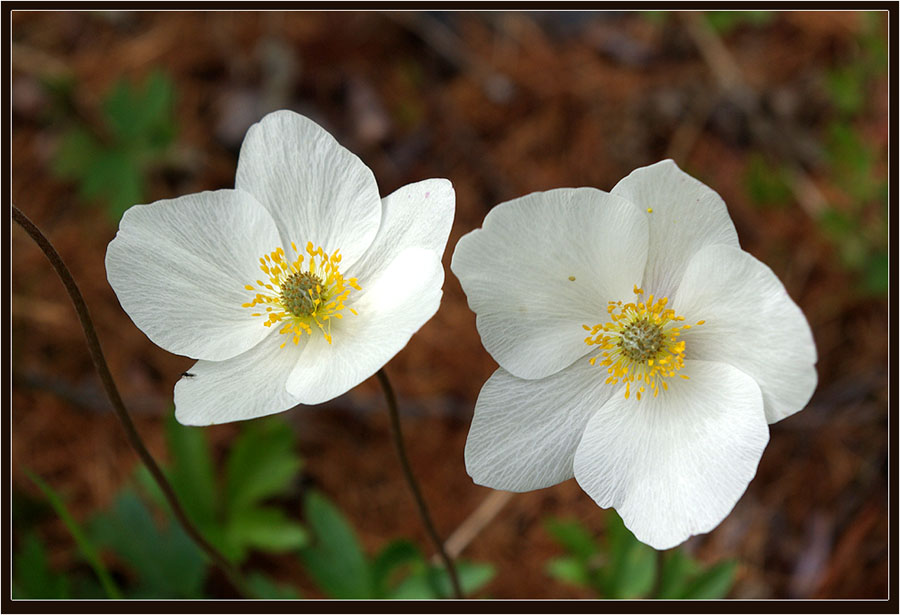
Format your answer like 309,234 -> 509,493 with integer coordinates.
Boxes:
376,368 -> 463,599
12,205 -> 251,599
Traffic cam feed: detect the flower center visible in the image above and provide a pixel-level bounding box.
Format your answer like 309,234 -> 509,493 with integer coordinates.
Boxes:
583,286 -> 704,400
242,241 -> 360,347
280,271 -> 323,317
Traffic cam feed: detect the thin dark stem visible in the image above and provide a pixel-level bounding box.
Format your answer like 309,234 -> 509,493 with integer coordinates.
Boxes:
376,368 -> 463,599
12,205 -> 250,599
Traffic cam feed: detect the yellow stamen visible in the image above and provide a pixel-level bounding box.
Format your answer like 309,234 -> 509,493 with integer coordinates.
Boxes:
241,243 -> 360,346
583,286 -> 702,400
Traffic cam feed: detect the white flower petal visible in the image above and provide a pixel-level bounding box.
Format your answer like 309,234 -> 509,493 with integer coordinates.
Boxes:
611,160 -> 740,299
285,247 -> 444,405
451,188 -> 648,380
105,190 -> 281,361
174,330 -> 304,425
465,360 -> 614,492
347,178 -> 455,285
235,110 -> 382,269
673,244 -> 818,424
573,360 -> 769,550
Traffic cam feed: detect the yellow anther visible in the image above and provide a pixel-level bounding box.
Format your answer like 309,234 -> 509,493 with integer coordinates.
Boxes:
241,242 -> 360,347
583,286 -> 702,400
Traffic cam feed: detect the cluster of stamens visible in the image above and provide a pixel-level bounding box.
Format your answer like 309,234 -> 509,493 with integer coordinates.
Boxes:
583,286 -> 704,400
242,241 -> 360,347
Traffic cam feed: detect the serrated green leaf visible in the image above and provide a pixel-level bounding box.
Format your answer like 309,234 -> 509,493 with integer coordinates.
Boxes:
103,70 -> 175,149
227,505 -> 308,557
25,470 -> 121,598
544,517 -> 600,561
225,416 -> 302,515
371,539 -> 423,598
298,490 -> 371,599
546,556 -> 591,588
680,560 -> 737,599
89,489 -> 207,598
12,532 -> 70,599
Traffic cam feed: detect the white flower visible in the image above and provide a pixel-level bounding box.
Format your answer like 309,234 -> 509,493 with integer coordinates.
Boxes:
106,110 -> 455,426
451,160 -> 817,550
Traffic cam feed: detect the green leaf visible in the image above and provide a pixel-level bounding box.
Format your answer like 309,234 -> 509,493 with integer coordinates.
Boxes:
103,70 -> 175,150
227,505 -> 308,557
25,470 -> 121,598
12,532 -> 70,599
546,556 -> 591,588
52,127 -> 101,180
863,249 -> 888,295
80,149 -> 144,221
165,415 -> 217,531
826,67 -> 865,116
371,539 -> 424,597
89,489 -> 207,598
744,154 -> 792,208
601,510 -> 657,598
388,560 -> 495,599
655,549 -> 699,599
544,518 -> 600,561
705,11 -> 772,34
298,490 -> 371,599
245,572 -> 302,599
225,416 -> 303,515
681,560 -> 737,599
826,122 -> 878,202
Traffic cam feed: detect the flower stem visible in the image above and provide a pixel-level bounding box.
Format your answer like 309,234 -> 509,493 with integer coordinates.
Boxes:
12,205 -> 251,599
375,368 -> 463,599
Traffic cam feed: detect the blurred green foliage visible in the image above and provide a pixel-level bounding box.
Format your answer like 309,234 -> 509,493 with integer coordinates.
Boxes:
52,70 -> 177,221
643,11 -> 773,34
137,415 -> 309,565
300,489 -> 495,598
741,12 -> 887,296
704,11 -> 773,34
744,154 -> 793,210
817,12 -> 887,296
13,413 -> 495,599
545,513 -> 736,599
26,471 -> 121,598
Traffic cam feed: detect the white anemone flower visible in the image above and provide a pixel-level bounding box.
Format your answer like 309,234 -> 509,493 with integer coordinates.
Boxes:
106,110 -> 454,426
451,160 -> 817,549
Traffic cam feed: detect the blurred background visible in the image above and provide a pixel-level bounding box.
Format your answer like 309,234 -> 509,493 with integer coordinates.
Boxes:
11,10 -> 888,599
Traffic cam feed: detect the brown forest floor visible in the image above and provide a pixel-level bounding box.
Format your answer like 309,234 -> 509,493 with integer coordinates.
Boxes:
11,11 -> 889,599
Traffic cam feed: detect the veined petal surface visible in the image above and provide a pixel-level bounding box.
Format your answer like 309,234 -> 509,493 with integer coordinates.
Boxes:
174,329 -> 304,425
348,178 -> 455,287
106,189 -> 280,361
236,110 -> 382,270
286,247 -> 444,405
611,160 -> 740,299
673,244 -> 818,424
573,360 -> 768,550
465,360 -> 614,492
451,188 -> 648,380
